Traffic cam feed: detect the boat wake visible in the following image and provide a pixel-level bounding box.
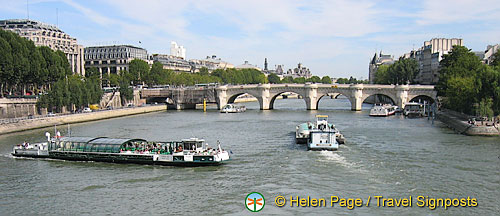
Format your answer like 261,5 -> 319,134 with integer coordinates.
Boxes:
318,151 -> 356,168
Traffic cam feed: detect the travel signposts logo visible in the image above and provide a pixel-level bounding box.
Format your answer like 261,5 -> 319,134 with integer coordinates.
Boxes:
246,192 -> 265,212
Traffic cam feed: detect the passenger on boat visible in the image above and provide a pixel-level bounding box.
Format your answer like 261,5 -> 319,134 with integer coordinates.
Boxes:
175,146 -> 183,152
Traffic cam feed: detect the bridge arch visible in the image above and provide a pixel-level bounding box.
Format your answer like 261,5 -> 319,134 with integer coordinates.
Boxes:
269,91 -> 307,110
224,89 -> 263,109
409,95 -> 435,104
316,93 -> 354,110
361,93 -> 397,105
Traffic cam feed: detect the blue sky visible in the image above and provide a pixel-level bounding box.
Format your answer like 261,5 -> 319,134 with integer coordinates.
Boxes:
1,0 -> 499,78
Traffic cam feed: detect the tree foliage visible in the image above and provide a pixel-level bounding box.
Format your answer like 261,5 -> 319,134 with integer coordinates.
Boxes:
335,76 -> 368,84
37,75 -> 103,112
374,58 -> 418,84
0,29 -> 71,97
490,51 -> 500,67
436,45 -> 500,116
321,76 -> 332,84
267,73 -> 281,84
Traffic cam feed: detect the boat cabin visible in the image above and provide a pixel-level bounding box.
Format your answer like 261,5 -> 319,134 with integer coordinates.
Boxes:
49,137 -> 209,155
315,115 -> 329,130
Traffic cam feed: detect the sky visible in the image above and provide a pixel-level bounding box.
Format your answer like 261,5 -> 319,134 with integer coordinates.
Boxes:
1,0 -> 499,79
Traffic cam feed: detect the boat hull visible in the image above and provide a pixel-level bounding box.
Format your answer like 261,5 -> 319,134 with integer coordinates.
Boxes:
12,151 -> 227,167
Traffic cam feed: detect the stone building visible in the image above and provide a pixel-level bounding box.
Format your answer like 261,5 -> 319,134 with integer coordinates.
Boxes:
285,63 -> 312,79
235,61 -> 262,71
482,44 -> 499,65
152,54 -> 191,72
408,38 -> 463,84
0,19 -> 85,76
84,45 -> 149,76
170,41 -> 186,59
368,52 -> 394,83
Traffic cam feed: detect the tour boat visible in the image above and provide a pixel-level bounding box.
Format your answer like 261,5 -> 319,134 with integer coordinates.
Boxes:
295,115 -> 345,150
403,102 -> 424,118
369,104 -> 398,117
221,103 -> 246,113
12,133 -> 231,166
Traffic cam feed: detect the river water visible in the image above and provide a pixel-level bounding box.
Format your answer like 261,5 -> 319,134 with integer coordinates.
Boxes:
0,98 -> 499,215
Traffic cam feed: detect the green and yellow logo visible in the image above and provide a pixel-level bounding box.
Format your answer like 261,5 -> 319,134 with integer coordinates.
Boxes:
245,192 -> 265,212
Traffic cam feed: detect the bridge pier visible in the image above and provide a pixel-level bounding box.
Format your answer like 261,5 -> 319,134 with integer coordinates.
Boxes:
216,86 -> 228,110
350,84 -> 363,111
259,84 -> 271,110
395,85 -> 409,109
305,84 -> 318,110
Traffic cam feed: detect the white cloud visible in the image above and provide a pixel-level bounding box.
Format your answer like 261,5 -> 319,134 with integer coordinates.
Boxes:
416,0 -> 500,25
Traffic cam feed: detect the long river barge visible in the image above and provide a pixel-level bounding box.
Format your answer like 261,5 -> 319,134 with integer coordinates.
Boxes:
12,134 -> 231,166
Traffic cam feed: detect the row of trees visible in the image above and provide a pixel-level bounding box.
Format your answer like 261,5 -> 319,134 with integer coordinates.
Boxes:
105,59 -> 334,89
436,46 -> 500,117
0,29 -> 102,112
36,74 -> 103,112
336,76 -> 369,84
267,74 -> 332,84
0,29 -> 72,97
373,57 -> 419,84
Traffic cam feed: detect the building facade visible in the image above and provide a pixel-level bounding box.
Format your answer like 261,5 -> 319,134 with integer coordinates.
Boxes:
84,45 -> 149,76
0,19 -> 85,76
285,63 -> 312,79
410,38 -> 463,84
152,54 -> 191,72
235,61 -> 262,71
170,41 -> 186,59
483,44 -> 499,65
368,52 -> 394,83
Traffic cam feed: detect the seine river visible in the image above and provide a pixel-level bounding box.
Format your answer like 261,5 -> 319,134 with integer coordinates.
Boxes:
1,97 -> 499,215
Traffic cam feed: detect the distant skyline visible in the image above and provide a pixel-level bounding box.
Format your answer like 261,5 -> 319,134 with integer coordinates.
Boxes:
1,0 -> 499,79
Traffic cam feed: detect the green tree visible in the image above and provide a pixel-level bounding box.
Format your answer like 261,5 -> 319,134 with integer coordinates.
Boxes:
293,77 -> 306,84
374,64 -> 390,84
321,76 -> 332,84
490,51 -> 500,67
85,67 -> 100,79
128,59 -> 149,85
267,73 -> 281,84
436,45 -> 485,115
475,98 -> 494,119
199,67 -> 209,76
307,76 -> 321,83
281,76 -> 294,83
386,57 -> 418,84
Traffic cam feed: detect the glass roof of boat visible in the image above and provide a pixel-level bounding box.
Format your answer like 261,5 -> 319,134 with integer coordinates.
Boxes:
89,138 -> 147,145
59,137 -> 103,143
58,137 -> 147,145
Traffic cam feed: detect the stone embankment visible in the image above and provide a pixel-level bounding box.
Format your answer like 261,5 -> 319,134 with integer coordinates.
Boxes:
436,109 -> 499,136
0,105 -> 166,135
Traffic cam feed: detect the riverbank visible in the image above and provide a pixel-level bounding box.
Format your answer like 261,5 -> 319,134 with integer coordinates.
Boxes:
0,105 -> 167,135
436,109 -> 499,136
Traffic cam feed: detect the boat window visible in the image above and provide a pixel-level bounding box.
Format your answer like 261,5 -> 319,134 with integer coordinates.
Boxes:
112,145 -> 121,152
85,143 -> 92,152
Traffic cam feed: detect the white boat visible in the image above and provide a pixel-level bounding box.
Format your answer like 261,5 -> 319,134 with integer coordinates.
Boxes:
307,115 -> 339,151
403,102 -> 424,118
369,103 -> 398,117
12,132 -> 51,158
296,115 -> 345,146
221,103 -> 246,113
12,133 -> 231,167
295,122 -> 313,144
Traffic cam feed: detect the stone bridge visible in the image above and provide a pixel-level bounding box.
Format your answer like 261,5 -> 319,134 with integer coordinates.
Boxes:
216,83 -> 436,110
142,84 -> 436,110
